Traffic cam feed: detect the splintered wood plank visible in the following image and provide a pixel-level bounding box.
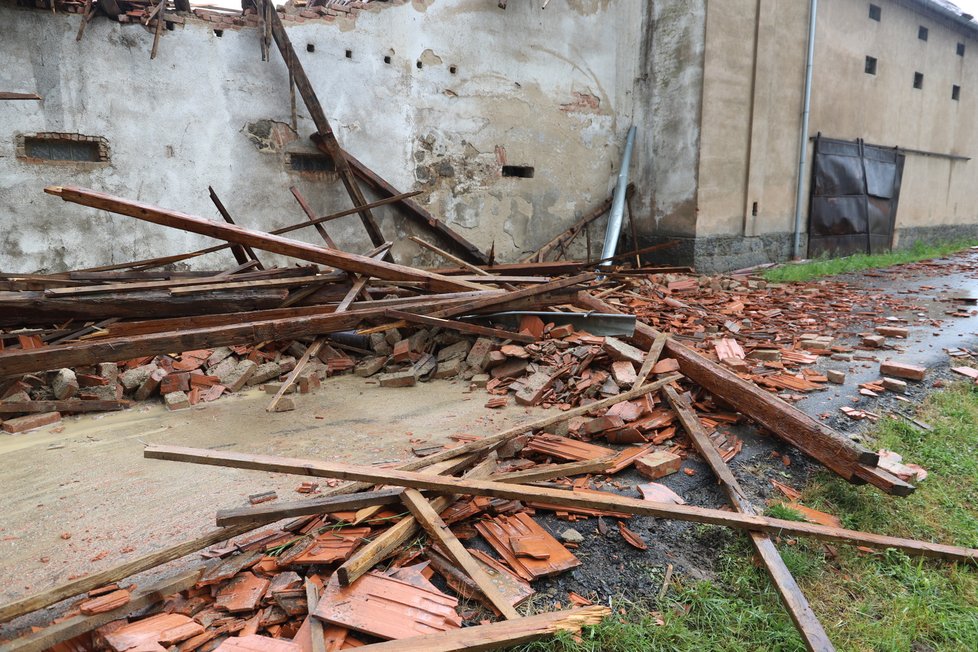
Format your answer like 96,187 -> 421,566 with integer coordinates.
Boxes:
473,513 -> 580,581
331,606 -> 610,652
45,186 -> 482,294
400,488 -> 519,619
384,309 -> 536,344
143,445 -> 974,562
313,572 -> 461,640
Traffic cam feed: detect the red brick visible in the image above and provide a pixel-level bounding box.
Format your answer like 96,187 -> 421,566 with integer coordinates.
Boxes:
2,411 -> 61,434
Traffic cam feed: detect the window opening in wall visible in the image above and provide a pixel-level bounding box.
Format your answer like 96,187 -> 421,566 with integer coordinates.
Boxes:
865,56 -> 878,75
384,55 -> 392,64
502,165 -> 535,178
449,65 -> 457,74
958,42 -> 966,56
913,72 -> 924,89
953,84 -> 961,100
345,49 -> 352,59
22,135 -> 103,162
869,3 -> 881,21
306,43 -> 315,53
288,153 -> 336,173
214,29 -> 223,37
416,60 -> 423,69
918,25 -> 928,41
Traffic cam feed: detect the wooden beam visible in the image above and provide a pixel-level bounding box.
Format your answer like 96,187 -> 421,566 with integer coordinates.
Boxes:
491,456 -> 616,483
634,332 -> 668,387
0,570 -> 202,652
401,488 -> 519,619
572,292 -> 906,494
384,309 -> 536,344
429,273 -> 596,319
70,190 -> 418,274
266,10 -> 386,249
44,268 -> 322,297
288,185 -> 338,249
208,186 -> 265,268
0,92 -> 42,101
304,579 -> 327,652
45,186 -> 483,293
144,445 -> 978,563
664,386 -> 836,652
215,487 -> 405,527
347,606 -> 610,651
169,275 -> 334,295
346,150 -> 489,265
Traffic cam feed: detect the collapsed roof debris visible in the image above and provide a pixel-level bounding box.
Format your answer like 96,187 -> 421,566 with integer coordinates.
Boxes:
2,3 -> 976,652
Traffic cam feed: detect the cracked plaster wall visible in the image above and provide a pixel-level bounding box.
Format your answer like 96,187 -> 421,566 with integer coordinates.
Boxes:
0,0 -> 680,272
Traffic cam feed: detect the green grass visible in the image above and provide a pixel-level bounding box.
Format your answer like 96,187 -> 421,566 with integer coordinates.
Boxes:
761,240 -> 978,283
511,383 -> 978,651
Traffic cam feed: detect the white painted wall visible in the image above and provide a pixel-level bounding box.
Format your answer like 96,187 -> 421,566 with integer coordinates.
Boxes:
0,0 -> 670,273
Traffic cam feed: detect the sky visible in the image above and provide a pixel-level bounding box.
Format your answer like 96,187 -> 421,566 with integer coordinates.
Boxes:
948,0 -> 978,16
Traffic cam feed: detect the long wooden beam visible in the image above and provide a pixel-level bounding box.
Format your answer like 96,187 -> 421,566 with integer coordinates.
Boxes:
572,292 -> 914,495
428,273 -> 596,319
45,186 -> 483,293
215,487 -> 405,527
143,445 -> 978,563
349,606 -> 610,651
267,9 -> 386,249
664,385 -> 836,652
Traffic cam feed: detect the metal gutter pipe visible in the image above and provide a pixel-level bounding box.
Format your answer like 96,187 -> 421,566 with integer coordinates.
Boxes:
792,0 -> 817,260
600,126 -> 637,268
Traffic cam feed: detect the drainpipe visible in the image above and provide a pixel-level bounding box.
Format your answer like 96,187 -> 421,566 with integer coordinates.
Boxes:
599,126 -> 637,268
792,0 -> 817,260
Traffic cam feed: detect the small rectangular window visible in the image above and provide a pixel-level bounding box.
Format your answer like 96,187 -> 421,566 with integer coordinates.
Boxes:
501,165 -> 535,178
957,42 -> 966,56
20,135 -> 106,162
869,4 -> 881,21
913,72 -> 924,89
952,84 -> 961,101
288,153 -> 335,173
918,26 -> 929,41
865,56 -> 878,75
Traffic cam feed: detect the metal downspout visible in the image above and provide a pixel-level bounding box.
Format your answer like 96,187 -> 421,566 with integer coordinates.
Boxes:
599,126 -> 637,268
792,0 -> 817,259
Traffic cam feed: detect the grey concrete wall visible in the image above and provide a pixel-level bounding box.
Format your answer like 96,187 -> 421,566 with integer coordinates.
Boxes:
0,0 -> 649,273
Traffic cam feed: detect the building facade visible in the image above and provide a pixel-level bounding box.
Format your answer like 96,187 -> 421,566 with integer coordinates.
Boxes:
0,0 -> 975,273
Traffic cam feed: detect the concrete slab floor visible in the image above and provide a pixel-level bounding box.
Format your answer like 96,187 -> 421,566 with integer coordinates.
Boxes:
0,375 -> 548,608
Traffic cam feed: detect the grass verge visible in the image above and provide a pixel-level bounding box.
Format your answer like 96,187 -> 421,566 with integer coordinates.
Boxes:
512,383 -> 978,651
761,240 -> 978,283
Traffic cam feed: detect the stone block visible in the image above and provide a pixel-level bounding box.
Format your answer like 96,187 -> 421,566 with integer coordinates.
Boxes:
222,360 -> 258,392
635,451 -> 682,480
2,411 -> 61,434
51,369 -> 78,400
247,362 -> 283,386
164,391 -> 191,411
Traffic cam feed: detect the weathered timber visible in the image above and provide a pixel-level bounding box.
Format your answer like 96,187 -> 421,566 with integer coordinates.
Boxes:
144,445 -> 978,562
215,488 -> 405,527
266,10 -> 386,249
572,292 -> 896,488
384,309 -> 536,344
345,606 -> 610,651
664,386 -> 835,652
45,186 -> 483,293
288,185 -> 338,249
429,273 -> 596,319
0,289 -> 288,327
209,186 -> 265,268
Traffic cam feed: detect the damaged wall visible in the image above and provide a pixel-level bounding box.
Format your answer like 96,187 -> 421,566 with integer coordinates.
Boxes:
0,0 -> 649,272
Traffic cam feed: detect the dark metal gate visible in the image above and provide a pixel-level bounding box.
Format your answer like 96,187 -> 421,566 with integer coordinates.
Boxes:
807,135 -> 905,258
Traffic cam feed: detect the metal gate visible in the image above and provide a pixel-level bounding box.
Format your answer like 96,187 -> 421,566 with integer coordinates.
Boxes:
807,135 -> 905,258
